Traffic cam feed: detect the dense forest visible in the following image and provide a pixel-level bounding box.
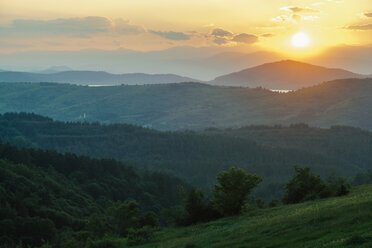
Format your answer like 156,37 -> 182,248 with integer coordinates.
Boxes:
1,112 -> 372,199
0,140 -> 186,247
1,78 -> 372,130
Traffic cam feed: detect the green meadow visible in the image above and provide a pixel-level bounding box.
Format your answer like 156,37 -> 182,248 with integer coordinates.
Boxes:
136,184 -> 372,248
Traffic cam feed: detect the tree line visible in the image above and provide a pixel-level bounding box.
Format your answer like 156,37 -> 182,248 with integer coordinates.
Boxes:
1,112 -> 369,200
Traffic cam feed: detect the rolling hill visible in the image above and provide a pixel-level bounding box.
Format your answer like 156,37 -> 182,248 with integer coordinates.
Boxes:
0,70 -> 198,85
210,60 -> 365,90
1,78 -> 372,130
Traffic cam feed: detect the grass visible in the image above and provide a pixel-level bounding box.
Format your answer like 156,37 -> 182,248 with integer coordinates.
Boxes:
135,184 -> 372,248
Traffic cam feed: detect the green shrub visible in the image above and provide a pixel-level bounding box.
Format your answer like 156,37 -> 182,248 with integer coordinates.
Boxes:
345,234 -> 368,245
269,198 -> 279,208
213,167 -> 262,216
283,167 -> 350,204
283,167 -> 326,204
126,226 -> 155,246
85,237 -> 124,248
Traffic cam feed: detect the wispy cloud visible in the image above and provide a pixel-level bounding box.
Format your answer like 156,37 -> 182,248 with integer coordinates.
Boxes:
114,19 -> 145,35
364,13 -> 372,18
280,6 -> 319,13
232,33 -> 258,44
0,41 -> 32,48
150,30 -> 190,40
345,23 -> 372,30
261,33 -> 275,37
213,37 -> 229,45
0,17 -> 112,37
0,16 -> 147,38
303,15 -> 319,21
271,15 -> 289,22
210,29 -> 258,45
291,14 -> 302,23
211,28 -> 233,37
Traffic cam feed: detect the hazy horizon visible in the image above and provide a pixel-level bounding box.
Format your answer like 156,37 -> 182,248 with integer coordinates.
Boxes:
1,0 -> 372,79
1,44 -> 371,80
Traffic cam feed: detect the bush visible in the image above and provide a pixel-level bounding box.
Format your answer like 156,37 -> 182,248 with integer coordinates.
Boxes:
283,167 -> 326,204
184,188 -> 221,225
139,211 -> 159,228
108,200 -> 139,236
87,213 -> 108,238
283,166 -> 350,204
85,237 -> 124,248
325,175 -> 350,197
126,226 -> 155,246
269,198 -> 279,208
168,188 -> 221,226
345,234 -> 368,245
212,167 -> 262,216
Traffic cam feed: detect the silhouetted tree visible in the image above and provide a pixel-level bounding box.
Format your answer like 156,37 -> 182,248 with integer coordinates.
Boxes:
283,166 -> 350,204
283,166 -> 326,204
212,167 -> 262,216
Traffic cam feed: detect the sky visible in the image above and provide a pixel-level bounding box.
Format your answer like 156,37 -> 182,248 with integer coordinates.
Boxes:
0,0 -> 371,57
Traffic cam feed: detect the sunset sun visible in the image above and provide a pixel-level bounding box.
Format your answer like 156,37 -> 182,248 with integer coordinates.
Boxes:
291,32 -> 310,48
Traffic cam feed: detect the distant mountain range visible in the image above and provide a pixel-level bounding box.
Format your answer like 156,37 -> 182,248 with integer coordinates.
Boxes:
210,60 -> 366,90
1,45 -> 371,80
1,60 -> 369,89
1,78 -> 372,130
0,70 -> 198,85
36,66 -> 72,74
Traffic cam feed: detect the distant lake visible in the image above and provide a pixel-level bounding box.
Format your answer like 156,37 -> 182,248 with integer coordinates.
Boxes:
269,89 -> 293,93
88,84 -> 116,87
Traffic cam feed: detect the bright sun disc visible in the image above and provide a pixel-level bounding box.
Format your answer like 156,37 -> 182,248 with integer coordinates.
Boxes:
291,32 -> 310,48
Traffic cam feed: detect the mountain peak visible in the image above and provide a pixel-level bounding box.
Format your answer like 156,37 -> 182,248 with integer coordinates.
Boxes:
211,60 -> 363,90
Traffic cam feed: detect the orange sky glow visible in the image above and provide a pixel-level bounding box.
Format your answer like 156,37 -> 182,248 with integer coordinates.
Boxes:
0,0 -> 371,57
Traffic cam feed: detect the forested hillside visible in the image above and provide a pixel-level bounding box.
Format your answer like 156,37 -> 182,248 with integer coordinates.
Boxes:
202,124 -> 372,170
0,141 -> 186,247
1,113 -> 371,199
1,78 -> 372,130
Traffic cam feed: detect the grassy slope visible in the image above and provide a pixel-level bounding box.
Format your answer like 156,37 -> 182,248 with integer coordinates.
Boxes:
136,184 -> 372,248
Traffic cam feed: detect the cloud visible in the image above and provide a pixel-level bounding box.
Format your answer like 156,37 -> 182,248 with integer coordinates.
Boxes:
211,28 -> 233,37
303,15 -> 319,21
150,30 -> 190,40
114,19 -> 145,34
365,13 -> 372,18
291,14 -> 302,23
280,6 -> 319,13
271,14 -> 300,23
271,13 -> 318,23
261,33 -> 274,37
0,41 -> 32,48
271,15 -> 289,22
213,37 -> 229,45
232,33 -> 258,44
0,16 -> 148,39
345,24 -> 372,30
312,2 -> 324,6
0,16 -> 112,37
